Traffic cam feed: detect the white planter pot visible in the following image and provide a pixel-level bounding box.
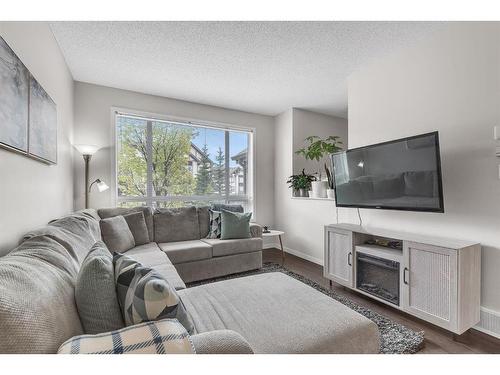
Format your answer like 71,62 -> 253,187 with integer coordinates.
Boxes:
326,189 -> 335,199
311,181 -> 328,198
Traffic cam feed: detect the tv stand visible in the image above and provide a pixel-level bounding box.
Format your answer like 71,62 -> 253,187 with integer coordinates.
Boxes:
324,223 -> 481,334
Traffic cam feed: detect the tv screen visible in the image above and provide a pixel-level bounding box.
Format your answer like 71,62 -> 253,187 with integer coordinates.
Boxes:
332,132 -> 444,212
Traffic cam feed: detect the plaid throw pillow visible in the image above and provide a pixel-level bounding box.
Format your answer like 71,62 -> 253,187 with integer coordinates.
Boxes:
113,253 -> 195,334
207,209 -> 222,239
58,319 -> 195,354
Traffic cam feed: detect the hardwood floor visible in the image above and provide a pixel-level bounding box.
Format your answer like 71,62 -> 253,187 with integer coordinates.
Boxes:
263,248 -> 500,354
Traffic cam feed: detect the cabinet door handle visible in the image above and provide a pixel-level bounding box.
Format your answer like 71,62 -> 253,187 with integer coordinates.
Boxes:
348,252 -> 352,266
403,267 -> 409,285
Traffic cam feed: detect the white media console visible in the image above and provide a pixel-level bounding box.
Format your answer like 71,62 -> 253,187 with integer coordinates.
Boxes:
324,223 -> 481,334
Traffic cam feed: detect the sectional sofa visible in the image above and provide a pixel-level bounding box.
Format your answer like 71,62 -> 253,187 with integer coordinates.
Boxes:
0,207 -> 380,354
97,206 -> 263,285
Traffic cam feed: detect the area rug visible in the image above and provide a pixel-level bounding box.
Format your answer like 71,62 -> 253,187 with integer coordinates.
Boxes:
186,262 -> 425,354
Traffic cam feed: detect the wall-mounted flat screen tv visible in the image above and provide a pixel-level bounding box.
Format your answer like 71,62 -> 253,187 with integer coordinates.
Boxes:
331,132 -> 444,212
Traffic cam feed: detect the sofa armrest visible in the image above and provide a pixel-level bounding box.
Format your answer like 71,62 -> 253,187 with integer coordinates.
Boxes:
250,223 -> 263,238
190,330 -> 254,354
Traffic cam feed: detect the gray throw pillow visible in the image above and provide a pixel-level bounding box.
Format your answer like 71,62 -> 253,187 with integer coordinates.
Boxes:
75,241 -> 125,334
113,253 -> 195,334
100,216 -> 135,253
123,212 -> 150,246
220,210 -> 252,240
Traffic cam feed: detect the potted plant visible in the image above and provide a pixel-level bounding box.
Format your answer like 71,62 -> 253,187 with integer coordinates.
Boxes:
295,135 -> 343,198
286,169 -> 317,197
325,162 -> 335,199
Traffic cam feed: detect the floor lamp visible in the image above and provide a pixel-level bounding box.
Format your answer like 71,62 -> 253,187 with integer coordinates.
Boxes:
74,144 -> 109,208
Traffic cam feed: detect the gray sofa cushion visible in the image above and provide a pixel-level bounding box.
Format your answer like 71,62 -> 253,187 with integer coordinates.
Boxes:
23,211 -> 101,264
158,240 -> 212,264
100,216 -> 135,253
124,243 -> 186,290
154,206 -> 200,242
126,243 -> 172,266
179,272 -> 380,354
201,237 -> 262,257
151,263 -> 187,291
191,330 -> 254,354
197,206 -> 210,239
123,211 -> 150,246
0,236 -> 84,353
75,241 -> 124,334
98,206 -> 154,242
114,253 -> 195,334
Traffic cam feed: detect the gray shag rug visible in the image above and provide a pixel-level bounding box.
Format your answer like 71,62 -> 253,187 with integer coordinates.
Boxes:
187,262 -> 425,354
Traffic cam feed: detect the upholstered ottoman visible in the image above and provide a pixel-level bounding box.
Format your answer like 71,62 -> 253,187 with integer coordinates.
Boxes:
179,272 -> 380,354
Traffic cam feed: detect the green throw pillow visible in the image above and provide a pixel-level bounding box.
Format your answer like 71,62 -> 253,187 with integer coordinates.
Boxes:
220,210 -> 252,240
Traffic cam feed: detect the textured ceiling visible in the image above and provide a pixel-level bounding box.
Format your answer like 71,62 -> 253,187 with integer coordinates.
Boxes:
50,21 -> 442,118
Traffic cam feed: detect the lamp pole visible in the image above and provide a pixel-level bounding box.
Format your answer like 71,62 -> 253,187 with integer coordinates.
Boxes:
83,154 -> 91,209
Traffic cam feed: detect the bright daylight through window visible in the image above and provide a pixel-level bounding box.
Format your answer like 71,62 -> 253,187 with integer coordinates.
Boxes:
115,113 -> 253,211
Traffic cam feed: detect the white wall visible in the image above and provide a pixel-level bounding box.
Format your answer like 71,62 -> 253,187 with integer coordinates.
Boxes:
73,82 -> 275,226
0,22 -> 74,256
347,23 -> 500,331
273,108 -> 348,263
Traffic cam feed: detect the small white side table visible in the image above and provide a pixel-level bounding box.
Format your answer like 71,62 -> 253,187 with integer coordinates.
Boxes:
262,230 -> 285,264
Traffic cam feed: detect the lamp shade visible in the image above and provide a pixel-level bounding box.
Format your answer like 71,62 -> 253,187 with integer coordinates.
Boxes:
96,180 -> 109,192
74,144 -> 99,155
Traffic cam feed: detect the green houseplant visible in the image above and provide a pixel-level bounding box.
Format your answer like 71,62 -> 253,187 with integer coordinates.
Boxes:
286,169 -> 316,197
295,136 -> 343,198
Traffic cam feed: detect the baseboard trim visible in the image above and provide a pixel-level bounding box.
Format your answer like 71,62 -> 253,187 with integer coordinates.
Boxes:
474,307 -> 500,339
263,242 -> 323,266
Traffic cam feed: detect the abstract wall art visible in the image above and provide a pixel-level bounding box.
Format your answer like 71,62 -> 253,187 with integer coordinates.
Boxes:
0,36 -> 29,153
0,35 -> 57,165
29,75 -> 57,163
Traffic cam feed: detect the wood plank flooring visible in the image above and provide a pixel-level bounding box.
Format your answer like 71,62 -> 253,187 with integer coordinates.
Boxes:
263,248 -> 500,354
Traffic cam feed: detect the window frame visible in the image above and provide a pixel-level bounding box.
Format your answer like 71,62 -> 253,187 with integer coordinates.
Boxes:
110,107 -> 256,215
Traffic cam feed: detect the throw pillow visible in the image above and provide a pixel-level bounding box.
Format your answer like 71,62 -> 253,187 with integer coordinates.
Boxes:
123,211 -> 150,246
113,253 -> 195,334
100,216 -> 135,253
206,209 -> 222,239
220,210 -> 252,240
75,241 -> 125,334
211,203 -> 243,213
57,319 -> 195,354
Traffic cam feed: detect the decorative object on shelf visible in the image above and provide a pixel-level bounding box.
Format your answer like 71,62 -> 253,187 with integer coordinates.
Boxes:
295,135 -> 343,198
286,169 -> 316,197
75,144 -> 109,208
262,226 -> 270,234
0,36 -> 57,164
325,162 -> 336,199
365,238 -> 402,250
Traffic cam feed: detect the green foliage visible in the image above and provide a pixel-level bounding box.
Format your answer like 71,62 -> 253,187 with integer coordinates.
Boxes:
195,144 -> 213,195
212,147 -> 225,196
286,169 -> 317,190
295,135 -> 343,161
117,121 -> 195,198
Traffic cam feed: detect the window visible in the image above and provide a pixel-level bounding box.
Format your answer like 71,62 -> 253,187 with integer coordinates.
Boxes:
115,112 -> 253,211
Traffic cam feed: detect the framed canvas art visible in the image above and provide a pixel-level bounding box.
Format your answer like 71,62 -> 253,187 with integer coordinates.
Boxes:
28,75 -> 57,164
0,36 -> 29,154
